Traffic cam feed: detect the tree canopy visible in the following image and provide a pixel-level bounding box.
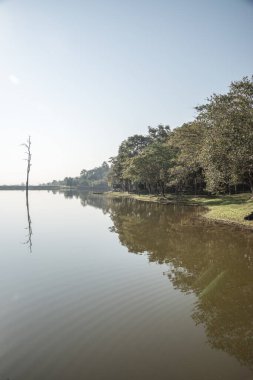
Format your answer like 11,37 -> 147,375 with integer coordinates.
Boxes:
109,76 -> 253,195
46,76 -> 253,196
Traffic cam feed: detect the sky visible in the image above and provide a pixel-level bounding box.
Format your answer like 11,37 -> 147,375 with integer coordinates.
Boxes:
0,0 -> 252,184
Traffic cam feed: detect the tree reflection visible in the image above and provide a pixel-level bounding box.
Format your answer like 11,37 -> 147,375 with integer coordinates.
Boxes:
51,189 -> 110,212
24,191 -> 32,253
49,190 -> 253,368
105,196 -> 253,370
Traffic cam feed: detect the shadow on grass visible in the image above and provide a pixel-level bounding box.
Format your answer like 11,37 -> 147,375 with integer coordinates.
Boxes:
184,194 -> 253,207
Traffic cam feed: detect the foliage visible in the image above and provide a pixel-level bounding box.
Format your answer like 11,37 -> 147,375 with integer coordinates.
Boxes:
168,121 -> 205,194
122,141 -> 176,194
108,125 -> 173,192
110,76 -> 253,195
197,76 -> 253,193
46,161 -> 110,189
47,76 -> 253,196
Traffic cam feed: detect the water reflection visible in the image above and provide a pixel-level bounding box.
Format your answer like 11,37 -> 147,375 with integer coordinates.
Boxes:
53,189 -> 110,212
24,190 -> 32,252
106,197 -> 253,370
53,191 -> 253,370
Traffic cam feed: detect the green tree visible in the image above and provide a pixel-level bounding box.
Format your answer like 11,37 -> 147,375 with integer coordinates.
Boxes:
109,134 -> 150,191
108,127 -> 171,191
148,124 -> 171,142
123,141 -> 176,195
168,121 -> 205,194
197,76 -> 253,193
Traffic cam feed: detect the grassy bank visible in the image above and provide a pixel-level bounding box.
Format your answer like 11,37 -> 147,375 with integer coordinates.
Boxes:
107,192 -> 253,229
189,193 -> 253,228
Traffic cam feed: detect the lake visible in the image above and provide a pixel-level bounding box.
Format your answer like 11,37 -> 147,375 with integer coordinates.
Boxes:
0,190 -> 252,380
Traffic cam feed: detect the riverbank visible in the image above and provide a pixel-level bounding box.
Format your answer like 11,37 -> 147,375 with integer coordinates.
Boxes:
106,192 -> 253,229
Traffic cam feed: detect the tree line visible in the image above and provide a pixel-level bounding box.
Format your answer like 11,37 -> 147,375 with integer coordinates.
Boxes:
108,76 -> 253,195
46,161 -> 110,189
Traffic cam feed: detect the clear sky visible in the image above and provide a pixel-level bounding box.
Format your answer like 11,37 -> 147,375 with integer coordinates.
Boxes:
0,0 -> 252,184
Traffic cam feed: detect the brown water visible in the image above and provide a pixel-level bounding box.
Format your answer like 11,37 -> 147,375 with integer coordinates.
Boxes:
0,190 -> 252,380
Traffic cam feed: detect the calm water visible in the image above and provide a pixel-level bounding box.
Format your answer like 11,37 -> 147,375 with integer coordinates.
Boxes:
0,190 -> 252,380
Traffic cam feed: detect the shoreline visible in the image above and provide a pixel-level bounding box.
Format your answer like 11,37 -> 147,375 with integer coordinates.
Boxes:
106,191 -> 253,231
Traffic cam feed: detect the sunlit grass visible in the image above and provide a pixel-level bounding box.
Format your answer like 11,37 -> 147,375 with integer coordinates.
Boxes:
189,193 -> 253,227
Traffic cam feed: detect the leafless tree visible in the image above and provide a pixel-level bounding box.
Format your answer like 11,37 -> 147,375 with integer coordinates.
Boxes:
22,136 -> 31,195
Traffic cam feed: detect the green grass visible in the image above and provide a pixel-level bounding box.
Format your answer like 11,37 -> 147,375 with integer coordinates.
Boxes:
106,191 -> 253,228
189,193 -> 253,227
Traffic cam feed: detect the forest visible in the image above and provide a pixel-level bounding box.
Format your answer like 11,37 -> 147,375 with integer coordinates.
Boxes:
47,76 -> 253,196
108,76 -> 253,195
46,161 -> 110,189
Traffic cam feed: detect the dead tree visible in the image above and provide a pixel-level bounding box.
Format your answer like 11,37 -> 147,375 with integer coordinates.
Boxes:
22,136 -> 32,195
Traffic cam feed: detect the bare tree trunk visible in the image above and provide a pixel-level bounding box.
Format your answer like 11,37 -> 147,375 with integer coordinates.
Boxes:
160,181 -> 165,197
194,177 -> 197,196
22,136 -> 32,196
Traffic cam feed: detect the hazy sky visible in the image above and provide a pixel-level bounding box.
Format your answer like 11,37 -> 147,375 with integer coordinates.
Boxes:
0,0 -> 252,184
